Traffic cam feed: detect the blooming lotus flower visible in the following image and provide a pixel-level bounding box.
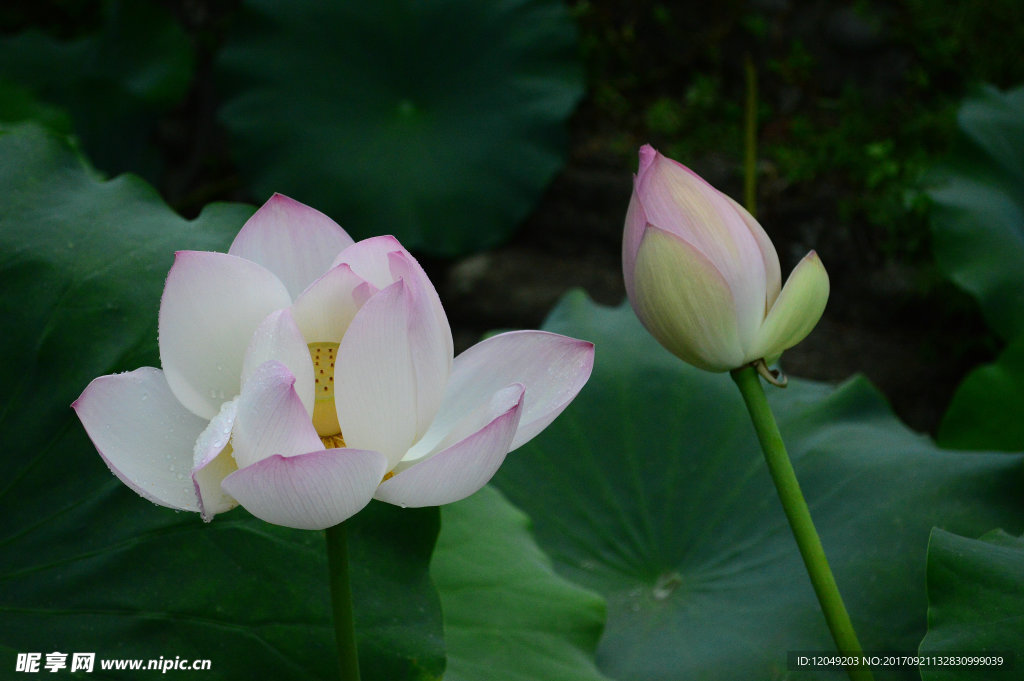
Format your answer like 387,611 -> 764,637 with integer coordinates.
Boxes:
622,145 -> 829,373
74,194 -> 594,530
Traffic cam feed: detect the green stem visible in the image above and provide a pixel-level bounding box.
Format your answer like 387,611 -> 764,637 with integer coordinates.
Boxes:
325,522 -> 361,681
730,365 -> 873,681
743,54 -> 758,216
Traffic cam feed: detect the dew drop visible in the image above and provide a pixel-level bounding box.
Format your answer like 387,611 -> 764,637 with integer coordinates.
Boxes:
176,473 -> 185,481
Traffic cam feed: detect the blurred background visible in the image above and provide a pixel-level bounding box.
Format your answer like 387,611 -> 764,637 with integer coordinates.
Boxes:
3,0 -> 1022,434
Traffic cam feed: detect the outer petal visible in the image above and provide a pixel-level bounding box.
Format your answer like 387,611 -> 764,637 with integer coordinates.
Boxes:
375,385 -> 524,507
622,184 -> 649,301
749,250 -> 830,362
190,398 -> 240,521
222,449 -> 388,530
159,251 -> 292,419
634,146 -> 768,346
414,330 -> 594,455
630,225 -> 745,371
232,360 -> 324,469
72,368 -> 204,512
291,263 -> 373,344
334,280 -> 419,470
242,309 -> 316,417
228,193 -> 354,299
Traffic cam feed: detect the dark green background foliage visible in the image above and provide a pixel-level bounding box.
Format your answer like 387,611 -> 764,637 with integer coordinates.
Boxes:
216,0 -> 584,256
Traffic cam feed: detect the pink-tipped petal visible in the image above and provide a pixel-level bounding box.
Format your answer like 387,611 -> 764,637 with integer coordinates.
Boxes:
388,250 -> 453,437
232,361 -> 324,469
159,251 -> 292,419
221,448 -> 388,530
631,225 -> 745,371
419,330 -> 594,454
242,309 -> 316,418
375,385 -> 524,508
330,235 -> 406,290
750,250 -> 830,362
73,368 -> 204,512
291,263 -> 372,344
334,281 -> 419,470
229,193 -> 354,299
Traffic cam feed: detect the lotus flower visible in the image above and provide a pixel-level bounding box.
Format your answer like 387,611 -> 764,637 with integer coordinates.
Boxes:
74,194 -> 594,530
622,145 -> 829,373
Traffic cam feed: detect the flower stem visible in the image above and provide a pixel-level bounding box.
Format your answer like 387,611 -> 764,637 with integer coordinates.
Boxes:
325,522 -> 361,681
730,365 -> 873,681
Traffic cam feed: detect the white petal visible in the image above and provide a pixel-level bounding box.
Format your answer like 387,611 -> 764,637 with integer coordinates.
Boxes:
191,398 -> 240,521
241,309 -> 316,417
631,225 -> 745,371
291,263 -> 373,343
229,193 -> 354,299
418,329 -> 594,454
388,250 -> 453,437
222,448 -> 388,530
159,251 -> 292,419
334,280 -> 418,470
723,192 -> 782,311
232,361 -> 324,469
376,385 -> 523,507
72,368 -> 204,512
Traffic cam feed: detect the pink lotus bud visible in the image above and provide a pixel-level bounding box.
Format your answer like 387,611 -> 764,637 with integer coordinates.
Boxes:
623,145 -> 829,372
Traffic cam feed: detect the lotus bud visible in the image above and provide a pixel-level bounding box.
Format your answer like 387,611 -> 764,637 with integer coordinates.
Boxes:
622,145 -> 829,377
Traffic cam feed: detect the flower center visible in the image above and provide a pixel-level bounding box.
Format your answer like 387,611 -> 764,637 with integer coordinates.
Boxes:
309,342 -> 346,449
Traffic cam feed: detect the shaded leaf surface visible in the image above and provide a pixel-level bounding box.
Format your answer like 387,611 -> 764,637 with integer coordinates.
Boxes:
216,0 -> 583,256
930,84 -> 1024,342
920,529 -> 1024,681
938,336 -> 1024,451
0,1 -> 193,179
433,485 -> 611,681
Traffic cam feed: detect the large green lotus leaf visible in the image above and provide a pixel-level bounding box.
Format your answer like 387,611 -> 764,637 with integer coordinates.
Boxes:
0,123 -> 445,679
920,529 -> 1024,681
938,335 -> 1024,451
216,0 -> 582,256
0,0 -> 193,179
433,485 -> 612,681
492,292 -> 1024,681
930,85 -> 1024,341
